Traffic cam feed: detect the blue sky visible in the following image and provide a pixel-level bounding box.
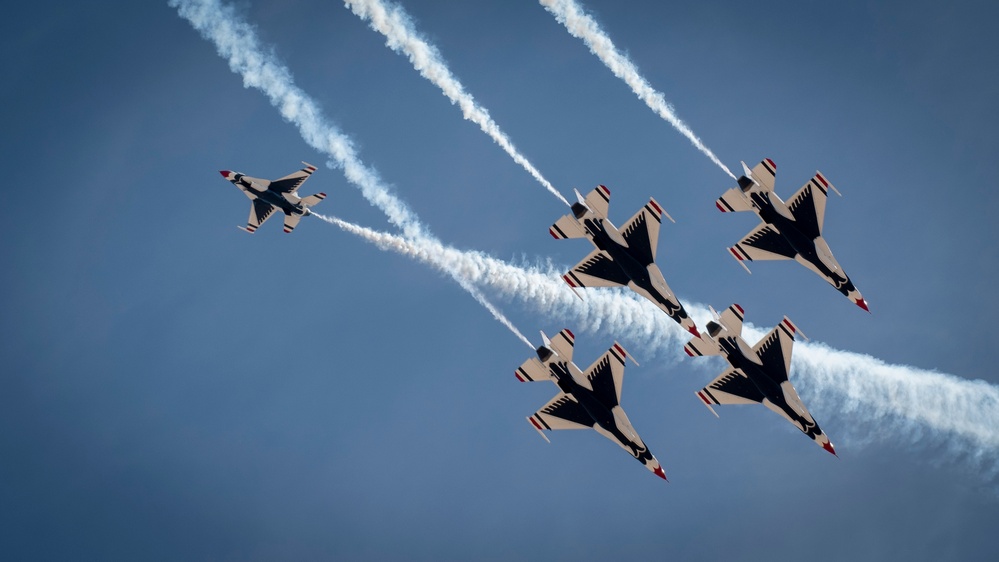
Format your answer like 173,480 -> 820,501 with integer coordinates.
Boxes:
3,0 -> 998,559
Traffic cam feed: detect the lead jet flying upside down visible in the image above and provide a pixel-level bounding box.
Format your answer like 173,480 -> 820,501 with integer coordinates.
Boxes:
516,329 -> 668,481
219,162 -> 326,233
550,185 -> 699,336
717,159 -> 869,312
684,304 -> 836,456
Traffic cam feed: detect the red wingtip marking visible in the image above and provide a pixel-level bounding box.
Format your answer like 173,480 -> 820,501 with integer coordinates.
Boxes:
564,329 -> 574,340
529,417 -> 544,431
219,170 -> 230,178
716,200 -> 726,212
816,173 -> 829,187
734,304 -> 744,314
856,298 -> 870,313
823,441 -> 838,456
648,199 -> 662,214
782,318 -> 796,333
728,247 -> 744,261
598,184 -> 610,196
514,371 -> 525,382
697,392 -> 711,405
318,192 -> 326,197
549,228 -> 559,239
613,343 -> 626,358
765,158 -> 776,169
562,275 -> 576,288
654,465 -> 667,481
684,346 -> 694,357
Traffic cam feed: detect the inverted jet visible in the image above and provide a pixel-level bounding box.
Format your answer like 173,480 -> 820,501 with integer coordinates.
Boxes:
716,159 -> 869,312
219,162 -> 326,233
516,329 -> 668,481
550,186 -> 698,336
684,304 -> 836,456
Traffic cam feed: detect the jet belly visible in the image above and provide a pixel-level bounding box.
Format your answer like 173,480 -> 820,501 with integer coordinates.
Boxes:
259,190 -> 303,216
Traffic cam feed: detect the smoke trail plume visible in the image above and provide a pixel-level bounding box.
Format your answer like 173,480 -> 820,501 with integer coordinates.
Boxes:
539,0 -> 736,180
315,215 -> 999,475
313,213 -> 533,349
172,0 -> 532,349
344,0 -> 570,207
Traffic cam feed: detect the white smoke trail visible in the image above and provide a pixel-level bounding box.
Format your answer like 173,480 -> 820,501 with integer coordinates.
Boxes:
314,215 -> 999,475
313,213 -> 533,349
174,0 -> 999,479
539,0 -> 737,180
343,0 -> 570,207
171,0 -> 533,350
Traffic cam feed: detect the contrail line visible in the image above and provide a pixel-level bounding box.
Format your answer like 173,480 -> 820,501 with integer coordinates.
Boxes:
173,0 -> 999,480
344,0 -> 570,206
171,0 -> 532,350
315,214 -> 999,478
540,0 -> 737,180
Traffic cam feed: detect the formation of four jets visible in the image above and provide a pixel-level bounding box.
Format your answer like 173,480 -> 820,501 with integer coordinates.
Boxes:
219,157 -> 866,482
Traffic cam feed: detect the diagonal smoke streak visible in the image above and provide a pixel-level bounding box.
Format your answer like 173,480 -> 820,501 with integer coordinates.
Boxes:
540,0 -> 736,180
173,0 -> 999,479
171,0 -> 532,349
313,213 -> 533,349
315,214 -> 999,475
343,0 -> 570,207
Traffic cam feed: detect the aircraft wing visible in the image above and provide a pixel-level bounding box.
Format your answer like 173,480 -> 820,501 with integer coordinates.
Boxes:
550,213 -> 587,239
729,224 -> 797,262
583,342 -> 629,409
244,199 -> 277,233
562,250 -> 630,290
282,214 -> 302,234
751,317 -> 798,383
581,185 -> 611,219
749,158 -> 778,192
716,187 -> 754,213
787,172 -> 834,239
269,163 -> 318,194
620,199 -> 667,264
719,304 -> 745,338
695,368 -> 766,416
528,393 -> 594,435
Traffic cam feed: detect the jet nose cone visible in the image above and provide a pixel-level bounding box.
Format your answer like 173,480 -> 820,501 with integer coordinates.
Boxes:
855,298 -> 870,313
653,465 -> 668,482
687,325 -> 701,338
822,441 -> 838,457
219,170 -> 231,179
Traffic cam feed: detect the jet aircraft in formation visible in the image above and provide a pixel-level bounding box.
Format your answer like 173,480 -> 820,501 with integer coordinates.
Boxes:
217,158 -> 857,481
716,159 -> 869,312
550,185 -> 699,337
516,329 -> 668,481
684,304 -> 836,455
219,162 -> 326,233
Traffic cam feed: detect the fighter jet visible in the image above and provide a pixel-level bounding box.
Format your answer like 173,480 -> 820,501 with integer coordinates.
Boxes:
716,159 -> 869,312
219,162 -> 326,233
684,304 -> 836,456
516,329 -> 668,481
550,185 -> 699,336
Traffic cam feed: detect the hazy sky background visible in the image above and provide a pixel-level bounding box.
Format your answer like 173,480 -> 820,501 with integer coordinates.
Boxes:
3,0 -> 998,559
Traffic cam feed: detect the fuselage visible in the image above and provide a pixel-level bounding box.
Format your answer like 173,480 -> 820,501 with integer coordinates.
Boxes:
231,173 -> 308,217
748,191 -> 856,297
711,331 -> 824,440
547,360 -> 654,464
581,216 -> 687,320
